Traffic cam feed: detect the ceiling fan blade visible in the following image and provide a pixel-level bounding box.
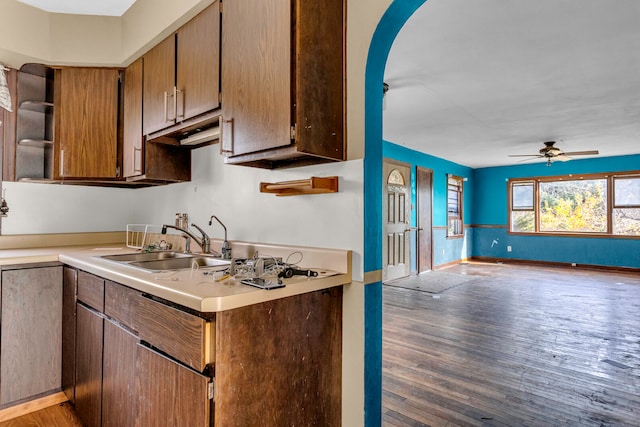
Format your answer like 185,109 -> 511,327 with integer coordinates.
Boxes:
508,154 -> 542,157
555,155 -> 572,162
516,156 -> 543,163
562,150 -> 599,156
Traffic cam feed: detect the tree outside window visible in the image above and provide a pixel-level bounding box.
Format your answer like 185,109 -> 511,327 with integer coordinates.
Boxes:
509,173 -> 640,237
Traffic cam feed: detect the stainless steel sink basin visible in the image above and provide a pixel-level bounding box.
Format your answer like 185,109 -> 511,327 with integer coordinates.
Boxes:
101,251 -> 192,262
129,256 -> 230,271
99,252 -> 230,272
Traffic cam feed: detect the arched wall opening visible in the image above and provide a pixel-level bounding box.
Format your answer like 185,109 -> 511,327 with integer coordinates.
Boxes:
363,0 -> 427,425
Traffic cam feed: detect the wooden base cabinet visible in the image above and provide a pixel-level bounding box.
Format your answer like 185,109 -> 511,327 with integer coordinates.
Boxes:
75,304 -> 104,427
136,344 -> 212,427
63,267 -> 341,426
102,320 -> 138,427
215,287 -> 342,426
0,263 -> 62,406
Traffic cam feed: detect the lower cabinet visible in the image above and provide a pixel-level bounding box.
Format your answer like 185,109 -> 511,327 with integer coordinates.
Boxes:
75,304 -> 104,427
102,319 -> 138,427
64,267 -> 342,426
0,263 -> 62,406
136,344 -> 211,427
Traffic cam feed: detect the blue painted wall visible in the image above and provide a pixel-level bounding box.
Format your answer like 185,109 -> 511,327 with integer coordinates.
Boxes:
364,2 -> 427,426
473,154 -> 640,268
366,0 -> 639,423
383,141 -> 475,268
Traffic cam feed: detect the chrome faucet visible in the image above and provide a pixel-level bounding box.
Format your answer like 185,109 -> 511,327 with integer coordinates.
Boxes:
209,215 -> 232,259
161,223 -> 211,254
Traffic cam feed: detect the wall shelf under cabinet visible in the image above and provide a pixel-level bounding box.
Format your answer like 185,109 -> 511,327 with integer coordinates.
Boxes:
259,176 -> 339,196
18,139 -> 53,148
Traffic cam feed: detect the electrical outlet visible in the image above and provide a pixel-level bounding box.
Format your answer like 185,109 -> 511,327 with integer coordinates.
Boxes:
442,249 -> 445,255
507,246 -> 512,252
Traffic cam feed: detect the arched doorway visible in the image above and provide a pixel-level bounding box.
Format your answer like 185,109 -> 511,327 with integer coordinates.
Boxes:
363,1 -> 427,426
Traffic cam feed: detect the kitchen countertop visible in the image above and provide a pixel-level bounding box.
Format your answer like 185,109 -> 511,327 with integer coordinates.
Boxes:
0,242 -> 352,313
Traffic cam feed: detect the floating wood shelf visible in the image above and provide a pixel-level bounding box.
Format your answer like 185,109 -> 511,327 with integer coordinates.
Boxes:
260,176 -> 339,196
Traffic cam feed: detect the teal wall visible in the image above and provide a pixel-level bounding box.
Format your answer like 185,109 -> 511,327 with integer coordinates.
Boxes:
364,1 -> 427,426
473,154 -> 640,268
383,141 -> 474,268
366,0 -> 639,424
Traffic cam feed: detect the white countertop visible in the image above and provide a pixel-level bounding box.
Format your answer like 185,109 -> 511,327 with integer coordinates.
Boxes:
0,243 -> 352,313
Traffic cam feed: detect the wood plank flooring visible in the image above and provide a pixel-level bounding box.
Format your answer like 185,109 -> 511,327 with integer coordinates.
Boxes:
0,402 -> 82,427
383,263 -> 640,426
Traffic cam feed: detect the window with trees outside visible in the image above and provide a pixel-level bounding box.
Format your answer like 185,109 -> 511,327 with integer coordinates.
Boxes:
447,175 -> 464,238
509,173 -> 640,236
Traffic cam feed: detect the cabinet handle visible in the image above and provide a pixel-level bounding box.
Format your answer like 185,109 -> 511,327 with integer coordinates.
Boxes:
163,91 -> 169,123
175,88 -> 184,120
220,117 -> 234,155
133,147 -> 143,174
59,149 -> 65,177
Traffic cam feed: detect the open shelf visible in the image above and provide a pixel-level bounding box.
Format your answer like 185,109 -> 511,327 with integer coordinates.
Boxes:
18,139 -> 53,148
259,176 -> 339,196
19,101 -> 54,113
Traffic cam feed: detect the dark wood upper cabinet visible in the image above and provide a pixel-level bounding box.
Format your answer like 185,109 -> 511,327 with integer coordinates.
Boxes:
221,0 -> 345,168
177,3 -> 220,122
123,58 -> 143,179
143,3 -> 220,137
54,67 -> 121,180
124,58 -> 190,183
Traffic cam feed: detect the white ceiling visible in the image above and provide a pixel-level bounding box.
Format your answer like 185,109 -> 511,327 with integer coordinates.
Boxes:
16,0 -> 136,16
383,0 -> 640,168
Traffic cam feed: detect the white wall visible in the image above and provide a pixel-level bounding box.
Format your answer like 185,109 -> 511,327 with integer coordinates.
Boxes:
0,0 -> 398,424
1,148 -> 364,280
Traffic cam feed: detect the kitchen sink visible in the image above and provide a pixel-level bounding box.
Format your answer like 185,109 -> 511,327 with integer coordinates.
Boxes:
101,251 -> 193,262
99,252 -> 230,272
129,256 -> 230,271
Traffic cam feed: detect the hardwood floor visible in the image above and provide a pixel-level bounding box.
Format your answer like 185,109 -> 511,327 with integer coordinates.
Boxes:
0,402 -> 82,427
383,262 -> 640,426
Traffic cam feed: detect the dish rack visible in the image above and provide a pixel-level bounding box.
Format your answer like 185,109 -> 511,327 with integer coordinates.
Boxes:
126,224 -> 164,249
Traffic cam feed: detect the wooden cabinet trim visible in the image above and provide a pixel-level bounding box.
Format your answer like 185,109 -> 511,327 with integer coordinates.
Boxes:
137,295 -> 214,372
77,270 -> 105,312
104,280 -> 141,333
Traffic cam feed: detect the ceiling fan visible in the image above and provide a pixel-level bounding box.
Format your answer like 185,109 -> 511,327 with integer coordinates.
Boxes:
508,141 -> 599,166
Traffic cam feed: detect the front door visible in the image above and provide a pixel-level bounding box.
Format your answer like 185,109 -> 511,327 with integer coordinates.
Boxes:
383,160 -> 411,282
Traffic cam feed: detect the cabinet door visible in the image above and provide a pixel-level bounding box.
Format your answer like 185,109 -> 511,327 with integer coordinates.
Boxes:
143,36 -> 176,135
123,58 -> 144,178
1,68 -> 17,182
0,265 -> 62,405
177,2 -> 220,121
295,0 -> 345,160
102,319 -> 138,427
55,67 -> 120,179
221,0 -> 291,155
136,344 -> 211,427
75,304 -> 104,427
215,287 -> 342,426
62,266 -> 78,403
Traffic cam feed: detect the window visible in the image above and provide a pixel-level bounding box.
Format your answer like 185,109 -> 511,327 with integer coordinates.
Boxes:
613,176 -> 640,235
509,173 -> 640,237
447,175 -> 464,237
